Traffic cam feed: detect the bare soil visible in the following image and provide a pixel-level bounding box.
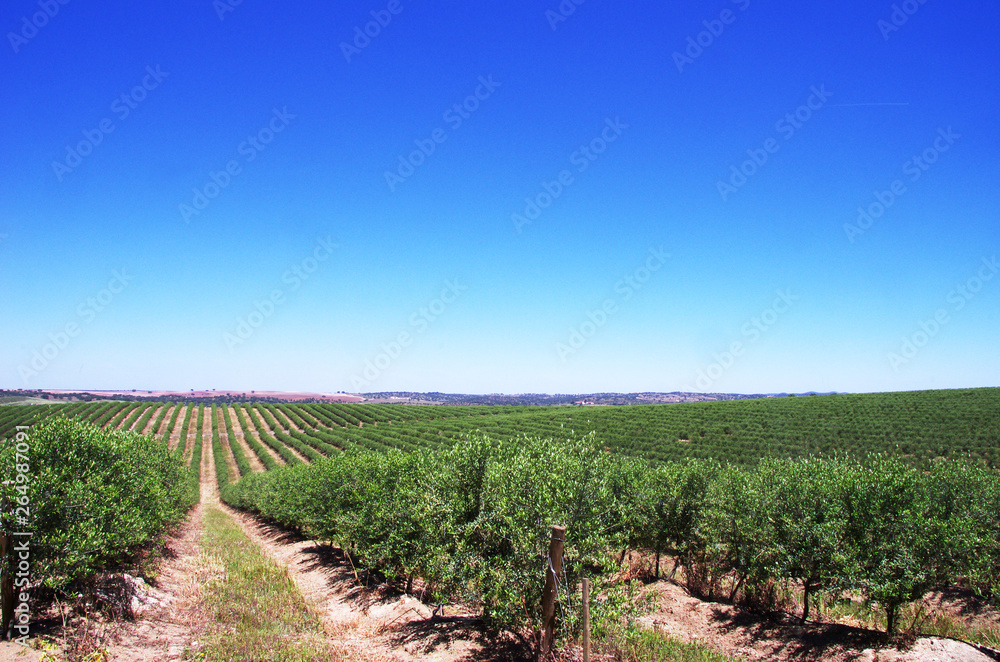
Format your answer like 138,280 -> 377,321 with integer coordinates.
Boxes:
215,414 -> 240,482
167,405 -> 186,453
270,406 -> 304,433
298,407 -> 333,430
153,405 -> 174,439
229,405 -> 283,468
222,505 -> 533,661
225,406 -> 266,473
249,406 -> 310,464
139,405 -> 164,435
0,641 -> 42,661
30,427 -> 214,661
103,420 -> 214,661
101,502 -> 209,661
121,404 -> 151,432
187,407 -> 213,467
43,389 -> 364,402
637,579 -> 995,662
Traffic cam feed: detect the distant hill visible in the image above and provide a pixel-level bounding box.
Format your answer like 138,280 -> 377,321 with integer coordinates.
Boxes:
0,388 -> 361,405
2,389 -> 841,407
357,391 -> 785,406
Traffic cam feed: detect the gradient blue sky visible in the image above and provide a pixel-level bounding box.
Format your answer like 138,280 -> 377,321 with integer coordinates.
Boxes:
2,0 -> 998,394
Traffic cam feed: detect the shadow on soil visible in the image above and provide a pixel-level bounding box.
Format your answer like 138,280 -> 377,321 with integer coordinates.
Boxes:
391,618 -> 535,661
242,515 -> 537,660
711,606 -> 887,660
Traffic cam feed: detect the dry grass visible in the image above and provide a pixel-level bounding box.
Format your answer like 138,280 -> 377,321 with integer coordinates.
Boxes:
819,592 -> 1000,649
197,505 -> 348,661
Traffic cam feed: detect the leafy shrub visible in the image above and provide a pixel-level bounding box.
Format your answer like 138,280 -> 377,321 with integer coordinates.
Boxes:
221,432 -> 1000,638
0,417 -> 196,592
223,433 -> 642,630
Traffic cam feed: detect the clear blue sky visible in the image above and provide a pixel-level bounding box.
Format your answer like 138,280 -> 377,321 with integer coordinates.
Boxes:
2,0 -> 997,394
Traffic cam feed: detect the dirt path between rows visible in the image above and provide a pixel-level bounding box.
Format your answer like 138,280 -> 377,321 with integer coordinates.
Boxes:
153,405 -> 174,440
248,406 -> 310,464
232,405 -> 287,465
140,405 -> 164,436
214,415 -> 530,662
294,406 -> 329,430
103,428 -> 211,661
226,406 -> 268,472
221,503 -> 530,661
167,405 -> 186,453
188,407 -> 212,468
127,405 -> 153,432
212,408 -> 239,482
269,405 -> 304,433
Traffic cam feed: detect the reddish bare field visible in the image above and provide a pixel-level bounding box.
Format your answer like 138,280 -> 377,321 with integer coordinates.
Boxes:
43,389 -> 364,402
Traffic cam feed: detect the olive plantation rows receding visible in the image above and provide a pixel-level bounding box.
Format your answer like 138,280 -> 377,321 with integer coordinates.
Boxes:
1,388 -> 998,468
1,387 -> 998,641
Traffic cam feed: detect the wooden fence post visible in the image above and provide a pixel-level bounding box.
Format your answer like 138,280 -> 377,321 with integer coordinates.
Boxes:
582,577 -> 590,662
539,525 -> 566,659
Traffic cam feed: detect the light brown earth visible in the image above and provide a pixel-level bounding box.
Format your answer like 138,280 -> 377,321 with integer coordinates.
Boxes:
44,389 -> 364,402
49,432 -> 212,661
294,405 -> 328,429
221,504 -> 529,661
195,407 -> 212,468
121,404 -> 150,432
101,432 -> 529,662
269,405 -> 304,433
166,405 -> 187,453
0,643 -> 42,661
214,408 -> 240,481
183,406 -> 200,465
225,406 -> 266,472
248,405 -> 310,463
153,404 -> 175,439
101,503 -> 209,661
139,405 -> 164,435
112,405 -> 137,430
233,404 -> 289,465
637,580 -> 995,662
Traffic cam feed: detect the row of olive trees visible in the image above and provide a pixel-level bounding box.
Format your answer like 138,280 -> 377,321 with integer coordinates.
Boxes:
223,433 -> 638,631
0,418 -> 197,594
222,433 -> 1000,636
627,455 -> 1000,634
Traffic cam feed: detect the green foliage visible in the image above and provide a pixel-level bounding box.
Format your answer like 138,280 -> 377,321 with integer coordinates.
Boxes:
156,402 -> 179,444
843,456 -> 998,632
211,404 -> 231,489
0,417 -> 195,592
172,402 -> 193,460
666,455 -> 998,634
199,505 -> 332,661
224,433 -> 640,630
8,388 -> 999,641
14,388 -> 999,467
445,434 -> 644,624
189,404 -> 205,471
240,404 -> 303,466
232,404 -> 279,470
752,458 -> 854,621
634,460 -> 718,578
221,405 -> 252,477
606,626 -> 737,662
224,438 -> 999,637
